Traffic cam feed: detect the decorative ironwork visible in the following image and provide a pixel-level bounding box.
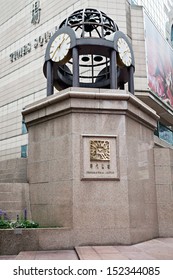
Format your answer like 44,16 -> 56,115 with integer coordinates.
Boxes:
54,8 -> 119,90
43,8 -> 135,95
59,8 -> 118,38
90,140 -> 110,161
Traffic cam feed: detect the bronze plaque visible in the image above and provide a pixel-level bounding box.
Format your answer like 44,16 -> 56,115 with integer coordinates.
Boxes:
81,135 -> 119,180
90,140 -> 110,161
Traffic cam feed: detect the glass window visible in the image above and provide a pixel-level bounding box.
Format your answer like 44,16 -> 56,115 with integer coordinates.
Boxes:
171,24 -> 173,42
158,123 -> 173,145
21,145 -> 28,158
22,119 -> 27,134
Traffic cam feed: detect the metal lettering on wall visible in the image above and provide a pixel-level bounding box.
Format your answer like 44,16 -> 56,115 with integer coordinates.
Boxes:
9,31 -> 53,62
31,0 -> 41,25
90,140 -> 110,161
9,0 -> 59,63
10,43 -> 31,62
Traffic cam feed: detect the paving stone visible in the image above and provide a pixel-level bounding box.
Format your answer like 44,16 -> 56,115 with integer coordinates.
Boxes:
0,255 -> 17,260
0,238 -> 172,260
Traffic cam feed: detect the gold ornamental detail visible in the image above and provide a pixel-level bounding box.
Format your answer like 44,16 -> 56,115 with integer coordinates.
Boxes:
90,140 -> 110,161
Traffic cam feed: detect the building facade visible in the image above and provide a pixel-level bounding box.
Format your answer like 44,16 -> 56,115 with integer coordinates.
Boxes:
0,0 -> 172,160
0,1 -> 173,250
0,0 -> 173,161
130,0 -> 173,144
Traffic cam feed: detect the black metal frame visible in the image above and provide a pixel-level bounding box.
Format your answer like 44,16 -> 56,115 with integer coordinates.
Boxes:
43,9 -> 135,95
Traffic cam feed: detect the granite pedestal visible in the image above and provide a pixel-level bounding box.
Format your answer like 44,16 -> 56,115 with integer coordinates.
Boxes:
23,88 -> 159,246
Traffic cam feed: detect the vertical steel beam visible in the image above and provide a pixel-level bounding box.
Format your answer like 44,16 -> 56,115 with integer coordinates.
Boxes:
72,47 -> 79,87
47,60 -> 54,96
110,50 -> 117,89
128,66 -> 135,94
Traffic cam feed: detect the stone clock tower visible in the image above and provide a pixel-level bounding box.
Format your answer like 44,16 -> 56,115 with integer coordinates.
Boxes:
22,8 -> 159,247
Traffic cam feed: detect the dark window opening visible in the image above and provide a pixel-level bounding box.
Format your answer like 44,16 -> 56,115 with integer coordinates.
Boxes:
21,145 -> 28,158
155,122 -> 173,145
22,119 -> 27,134
171,24 -> 173,42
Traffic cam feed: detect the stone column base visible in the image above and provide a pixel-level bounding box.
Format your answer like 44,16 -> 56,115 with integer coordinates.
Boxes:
23,87 -> 159,245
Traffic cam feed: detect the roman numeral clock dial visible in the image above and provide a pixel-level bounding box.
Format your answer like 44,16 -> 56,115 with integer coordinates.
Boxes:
49,33 -> 71,63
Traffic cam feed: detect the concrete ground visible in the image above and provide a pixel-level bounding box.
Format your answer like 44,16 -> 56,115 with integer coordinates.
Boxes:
0,238 -> 173,260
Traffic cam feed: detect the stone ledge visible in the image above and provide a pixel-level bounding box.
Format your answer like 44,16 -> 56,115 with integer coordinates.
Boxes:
23,88 -> 159,130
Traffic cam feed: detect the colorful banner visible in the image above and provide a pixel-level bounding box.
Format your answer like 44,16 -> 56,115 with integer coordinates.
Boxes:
145,14 -> 173,108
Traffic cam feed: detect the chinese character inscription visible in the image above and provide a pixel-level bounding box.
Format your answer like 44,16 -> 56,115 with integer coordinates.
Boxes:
31,0 -> 41,25
82,135 -> 119,180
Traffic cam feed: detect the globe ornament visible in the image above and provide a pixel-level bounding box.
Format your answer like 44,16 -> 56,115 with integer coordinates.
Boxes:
43,8 -> 135,95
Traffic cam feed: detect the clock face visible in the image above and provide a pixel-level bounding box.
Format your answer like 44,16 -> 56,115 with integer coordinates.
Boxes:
117,38 -> 132,67
50,33 -> 71,63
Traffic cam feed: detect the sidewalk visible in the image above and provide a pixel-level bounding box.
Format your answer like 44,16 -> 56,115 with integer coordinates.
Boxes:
0,238 -> 173,260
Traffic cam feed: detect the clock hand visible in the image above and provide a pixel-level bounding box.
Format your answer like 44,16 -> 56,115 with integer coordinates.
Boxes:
121,50 -> 130,58
52,45 -> 61,59
52,35 -> 66,59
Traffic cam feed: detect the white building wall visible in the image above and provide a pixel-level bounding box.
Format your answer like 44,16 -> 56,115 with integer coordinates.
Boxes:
128,0 -> 168,38
0,0 -> 131,160
0,0 -> 90,160
130,6 -> 148,92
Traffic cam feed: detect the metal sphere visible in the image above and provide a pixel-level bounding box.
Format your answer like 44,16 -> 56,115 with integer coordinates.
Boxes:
59,8 -> 119,38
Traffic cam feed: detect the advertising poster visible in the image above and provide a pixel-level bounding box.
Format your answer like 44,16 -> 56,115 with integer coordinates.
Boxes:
145,14 -> 173,108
